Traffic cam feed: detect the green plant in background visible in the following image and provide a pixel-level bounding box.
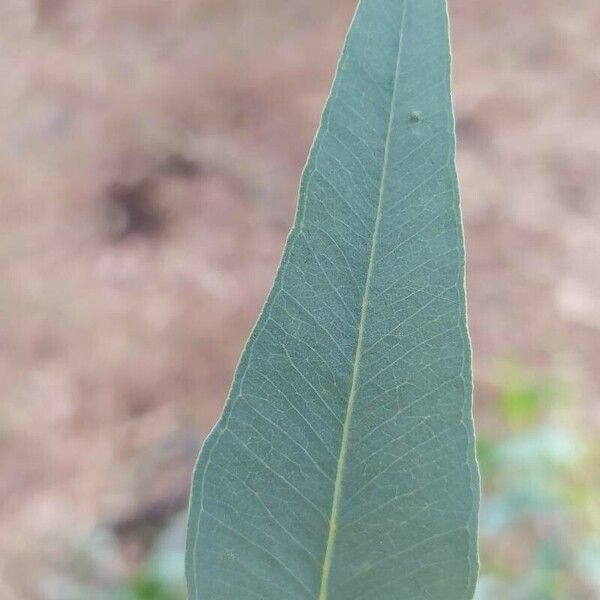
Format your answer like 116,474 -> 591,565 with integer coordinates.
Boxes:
111,518 -> 187,600
476,363 -> 600,600
496,362 -> 563,430
112,577 -> 185,600
186,0 -> 479,599
38,518 -> 188,600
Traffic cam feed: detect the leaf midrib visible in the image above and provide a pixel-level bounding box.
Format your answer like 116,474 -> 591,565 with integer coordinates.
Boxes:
317,2 -> 409,598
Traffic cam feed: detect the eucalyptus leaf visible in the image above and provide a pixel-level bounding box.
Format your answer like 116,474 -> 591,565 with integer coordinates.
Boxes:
186,0 -> 479,598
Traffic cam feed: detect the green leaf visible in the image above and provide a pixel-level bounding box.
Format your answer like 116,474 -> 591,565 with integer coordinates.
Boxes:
186,1 -> 479,598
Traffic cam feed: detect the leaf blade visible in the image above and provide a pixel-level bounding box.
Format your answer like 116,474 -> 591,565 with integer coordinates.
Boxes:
186,1 -> 479,598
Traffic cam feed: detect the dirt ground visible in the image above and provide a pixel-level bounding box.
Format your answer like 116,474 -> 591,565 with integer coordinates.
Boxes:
0,1 -> 599,598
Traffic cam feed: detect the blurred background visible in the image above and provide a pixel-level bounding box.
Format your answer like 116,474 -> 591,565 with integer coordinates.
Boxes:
0,1 -> 598,599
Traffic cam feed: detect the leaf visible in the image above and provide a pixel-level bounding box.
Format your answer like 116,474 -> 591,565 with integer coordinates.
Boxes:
186,1 -> 479,599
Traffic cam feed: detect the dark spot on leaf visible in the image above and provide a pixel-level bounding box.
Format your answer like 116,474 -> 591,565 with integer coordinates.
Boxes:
409,110 -> 422,124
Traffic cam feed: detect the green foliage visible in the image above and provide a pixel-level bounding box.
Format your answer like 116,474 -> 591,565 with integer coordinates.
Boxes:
38,517 -> 188,600
112,576 -> 185,600
496,362 -> 562,429
186,0 -> 478,598
476,365 -> 600,600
